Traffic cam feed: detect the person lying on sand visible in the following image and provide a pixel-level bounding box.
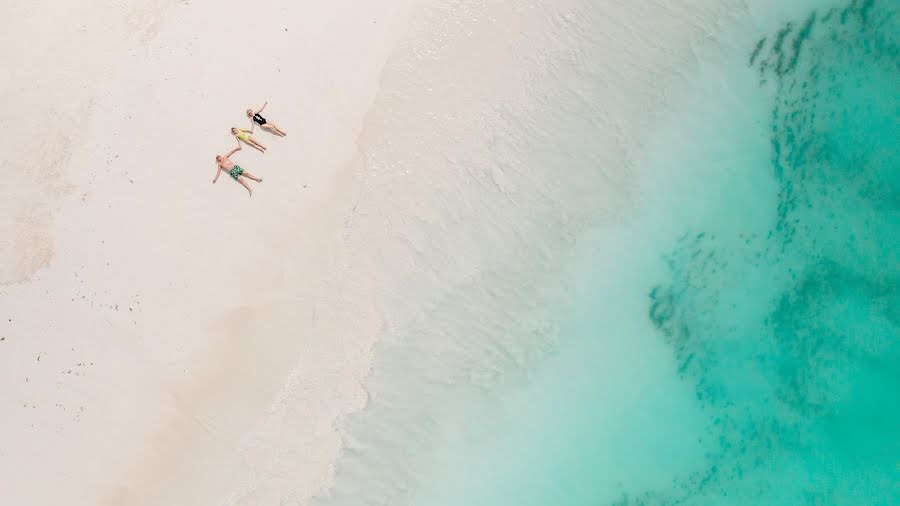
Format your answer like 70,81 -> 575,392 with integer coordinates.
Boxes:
213,142 -> 263,196
231,127 -> 267,153
247,101 -> 287,137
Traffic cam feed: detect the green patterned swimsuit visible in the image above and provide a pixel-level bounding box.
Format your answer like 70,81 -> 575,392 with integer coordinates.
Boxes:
229,164 -> 244,180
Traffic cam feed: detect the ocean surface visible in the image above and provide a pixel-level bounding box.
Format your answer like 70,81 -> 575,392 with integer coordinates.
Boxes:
313,0 -> 898,504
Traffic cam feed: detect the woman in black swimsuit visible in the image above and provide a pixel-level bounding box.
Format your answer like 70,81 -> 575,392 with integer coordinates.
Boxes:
246,101 -> 287,137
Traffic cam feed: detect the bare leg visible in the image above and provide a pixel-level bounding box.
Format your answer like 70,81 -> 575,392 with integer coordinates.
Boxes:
263,123 -> 286,137
270,122 -> 287,136
249,138 -> 267,151
242,170 -> 262,182
238,139 -> 262,153
263,123 -> 287,137
238,177 -> 253,196
243,139 -> 265,153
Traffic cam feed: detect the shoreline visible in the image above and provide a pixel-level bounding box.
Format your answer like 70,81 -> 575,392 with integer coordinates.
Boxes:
0,0 -> 842,504
3,0 -> 750,503
310,0 -> 819,503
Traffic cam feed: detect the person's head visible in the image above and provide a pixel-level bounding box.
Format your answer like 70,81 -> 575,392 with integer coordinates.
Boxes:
246,109 -> 254,117
215,155 -> 223,162
230,127 -> 238,135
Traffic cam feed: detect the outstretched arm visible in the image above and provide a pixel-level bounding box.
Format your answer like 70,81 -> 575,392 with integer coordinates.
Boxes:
225,143 -> 242,158
248,119 -> 255,134
257,101 -> 268,113
213,165 -> 222,183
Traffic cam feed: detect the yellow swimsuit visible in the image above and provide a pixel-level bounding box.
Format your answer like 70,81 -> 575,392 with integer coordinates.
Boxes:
235,130 -> 250,142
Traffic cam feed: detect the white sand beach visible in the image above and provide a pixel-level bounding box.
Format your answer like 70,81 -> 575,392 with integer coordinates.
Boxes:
1,0 -> 799,504
1,0 -> 416,503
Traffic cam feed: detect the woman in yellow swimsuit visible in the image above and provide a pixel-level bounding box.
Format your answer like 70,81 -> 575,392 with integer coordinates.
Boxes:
231,127 -> 267,153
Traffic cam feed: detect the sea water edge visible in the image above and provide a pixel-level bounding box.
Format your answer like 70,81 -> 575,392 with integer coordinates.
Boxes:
312,0 -> 899,504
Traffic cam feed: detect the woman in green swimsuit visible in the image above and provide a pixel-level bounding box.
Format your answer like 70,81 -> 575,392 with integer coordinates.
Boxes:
213,142 -> 263,196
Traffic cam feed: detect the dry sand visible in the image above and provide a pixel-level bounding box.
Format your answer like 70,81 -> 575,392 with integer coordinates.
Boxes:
0,0 -> 416,503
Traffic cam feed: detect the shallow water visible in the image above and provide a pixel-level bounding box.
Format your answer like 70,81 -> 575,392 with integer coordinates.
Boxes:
313,1 -> 899,504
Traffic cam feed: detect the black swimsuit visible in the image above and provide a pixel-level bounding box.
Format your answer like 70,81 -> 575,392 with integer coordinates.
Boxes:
253,113 -> 267,125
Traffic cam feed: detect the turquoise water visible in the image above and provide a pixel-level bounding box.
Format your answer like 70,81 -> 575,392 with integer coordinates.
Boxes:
314,1 -> 898,504
639,3 -> 900,502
